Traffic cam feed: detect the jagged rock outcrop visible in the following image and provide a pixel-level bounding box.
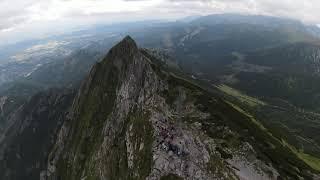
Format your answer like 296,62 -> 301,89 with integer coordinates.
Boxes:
0,89 -> 75,180
43,36 -> 320,180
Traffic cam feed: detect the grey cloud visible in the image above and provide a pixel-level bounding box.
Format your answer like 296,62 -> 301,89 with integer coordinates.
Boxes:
0,0 -> 35,30
1,0 -> 320,31
154,0 -> 320,24
0,0 -> 320,44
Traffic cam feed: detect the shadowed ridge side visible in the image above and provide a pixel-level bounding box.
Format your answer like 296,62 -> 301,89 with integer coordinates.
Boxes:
45,35 -> 155,180
107,35 -> 139,59
70,35 -> 141,108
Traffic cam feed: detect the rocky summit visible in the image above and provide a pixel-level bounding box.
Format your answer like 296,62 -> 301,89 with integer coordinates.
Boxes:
1,36 -> 319,180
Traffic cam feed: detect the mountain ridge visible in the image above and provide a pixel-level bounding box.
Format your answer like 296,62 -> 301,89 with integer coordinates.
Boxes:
0,36 -> 319,179
43,36 -> 319,179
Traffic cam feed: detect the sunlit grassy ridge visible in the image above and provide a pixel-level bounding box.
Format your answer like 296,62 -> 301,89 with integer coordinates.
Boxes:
217,84 -> 266,107
282,139 -> 320,172
226,100 -> 320,172
225,100 -> 267,131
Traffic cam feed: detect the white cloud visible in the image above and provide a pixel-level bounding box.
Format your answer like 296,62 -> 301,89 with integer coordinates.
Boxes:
25,0 -> 163,21
0,0 -> 163,31
0,27 -> 14,32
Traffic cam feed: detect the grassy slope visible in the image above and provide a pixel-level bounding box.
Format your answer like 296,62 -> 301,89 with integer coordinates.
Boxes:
216,84 -> 320,173
217,84 -> 266,107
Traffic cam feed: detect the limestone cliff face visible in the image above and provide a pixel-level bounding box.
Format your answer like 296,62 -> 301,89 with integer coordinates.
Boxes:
45,36 -> 318,180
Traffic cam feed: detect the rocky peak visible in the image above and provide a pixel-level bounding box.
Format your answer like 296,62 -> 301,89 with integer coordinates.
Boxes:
107,35 -> 139,59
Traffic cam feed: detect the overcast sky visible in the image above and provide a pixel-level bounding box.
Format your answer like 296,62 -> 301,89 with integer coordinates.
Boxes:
1,0 -> 320,45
